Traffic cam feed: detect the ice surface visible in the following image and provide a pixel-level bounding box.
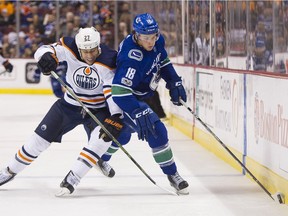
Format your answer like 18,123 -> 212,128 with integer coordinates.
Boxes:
0,95 -> 288,216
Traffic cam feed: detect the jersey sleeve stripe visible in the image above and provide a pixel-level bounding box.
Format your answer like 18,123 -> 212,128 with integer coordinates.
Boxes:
111,84 -> 133,95
61,37 -> 78,58
103,89 -> 111,95
66,93 -> 105,103
160,57 -> 171,68
94,62 -> 116,70
79,96 -> 106,103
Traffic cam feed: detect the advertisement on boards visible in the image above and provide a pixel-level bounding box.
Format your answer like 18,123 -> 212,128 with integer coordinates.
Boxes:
195,68 -> 244,153
246,75 -> 288,178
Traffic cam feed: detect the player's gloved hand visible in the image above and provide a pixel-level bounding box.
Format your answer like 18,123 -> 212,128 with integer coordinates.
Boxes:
3,60 -> 13,73
166,79 -> 187,106
99,114 -> 123,142
132,106 -> 157,141
37,52 -> 58,75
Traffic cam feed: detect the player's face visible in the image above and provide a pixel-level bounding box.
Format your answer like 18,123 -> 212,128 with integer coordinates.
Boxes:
137,33 -> 158,51
79,47 -> 100,65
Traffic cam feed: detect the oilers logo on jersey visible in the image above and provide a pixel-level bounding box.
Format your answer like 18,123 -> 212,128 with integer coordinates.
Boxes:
73,66 -> 100,90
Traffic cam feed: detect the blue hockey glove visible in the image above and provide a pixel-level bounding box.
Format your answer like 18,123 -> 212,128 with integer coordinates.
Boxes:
132,106 -> 158,141
37,52 -> 58,75
166,79 -> 187,106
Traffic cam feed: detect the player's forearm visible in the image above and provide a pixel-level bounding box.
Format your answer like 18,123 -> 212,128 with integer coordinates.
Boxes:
160,63 -> 181,83
112,94 -> 140,115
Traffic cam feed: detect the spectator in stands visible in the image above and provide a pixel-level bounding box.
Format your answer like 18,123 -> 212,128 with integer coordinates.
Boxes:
92,3 -> 103,26
1,34 -> 9,57
26,23 -> 40,45
20,1 -> 33,29
60,12 -> 75,37
29,3 -> 42,28
7,47 -> 16,58
30,42 -> 39,55
100,24 -> 113,48
2,31 -> 17,58
253,21 -> 268,71
73,15 -> 81,33
100,4 -> 113,25
63,21 -> 76,37
77,3 -> 90,28
194,23 -> 213,66
0,1 -> 14,17
118,21 -> 128,42
216,24 -> 225,57
22,47 -> 32,58
0,7 -> 15,28
43,10 -> 56,43
119,2 -> 131,33
19,31 -> 31,57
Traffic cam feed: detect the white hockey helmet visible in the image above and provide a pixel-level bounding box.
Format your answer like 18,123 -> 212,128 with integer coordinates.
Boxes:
75,27 -> 101,52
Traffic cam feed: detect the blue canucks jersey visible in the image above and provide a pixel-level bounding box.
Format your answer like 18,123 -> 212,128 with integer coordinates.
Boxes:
112,34 -> 180,114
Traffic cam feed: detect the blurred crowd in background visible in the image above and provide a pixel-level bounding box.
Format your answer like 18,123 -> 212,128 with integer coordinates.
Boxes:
0,0 -> 129,58
1,0 -> 288,73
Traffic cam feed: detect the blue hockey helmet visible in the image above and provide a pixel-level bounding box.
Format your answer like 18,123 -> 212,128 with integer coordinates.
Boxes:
133,13 -> 159,35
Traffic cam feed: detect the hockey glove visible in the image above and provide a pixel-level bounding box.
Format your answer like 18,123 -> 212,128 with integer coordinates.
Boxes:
166,79 -> 187,106
99,114 -> 123,142
37,52 -> 58,75
3,60 -> 13,73
132,106 -> 157,141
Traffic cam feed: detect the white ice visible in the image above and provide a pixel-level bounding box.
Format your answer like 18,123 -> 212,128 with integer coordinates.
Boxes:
0,94 -> 288,216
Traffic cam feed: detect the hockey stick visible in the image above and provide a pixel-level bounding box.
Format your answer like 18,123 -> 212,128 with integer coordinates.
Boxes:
51,71 -> 178,196
179,99 -> 275,201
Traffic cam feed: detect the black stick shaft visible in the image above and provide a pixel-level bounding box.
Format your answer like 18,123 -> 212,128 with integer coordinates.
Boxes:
180,99 -> 274,201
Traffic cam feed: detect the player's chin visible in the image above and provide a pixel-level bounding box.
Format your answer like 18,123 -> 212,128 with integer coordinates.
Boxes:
145,46 -> 154,51
85,59 -> 95,65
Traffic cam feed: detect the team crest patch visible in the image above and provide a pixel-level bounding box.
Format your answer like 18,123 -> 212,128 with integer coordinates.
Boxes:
128,49 -> 143,61
73,66 -> 100,90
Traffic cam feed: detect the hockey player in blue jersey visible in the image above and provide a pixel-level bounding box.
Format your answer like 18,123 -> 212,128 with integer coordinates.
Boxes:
0,27 -> 124,196
101,13 -> 189,194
